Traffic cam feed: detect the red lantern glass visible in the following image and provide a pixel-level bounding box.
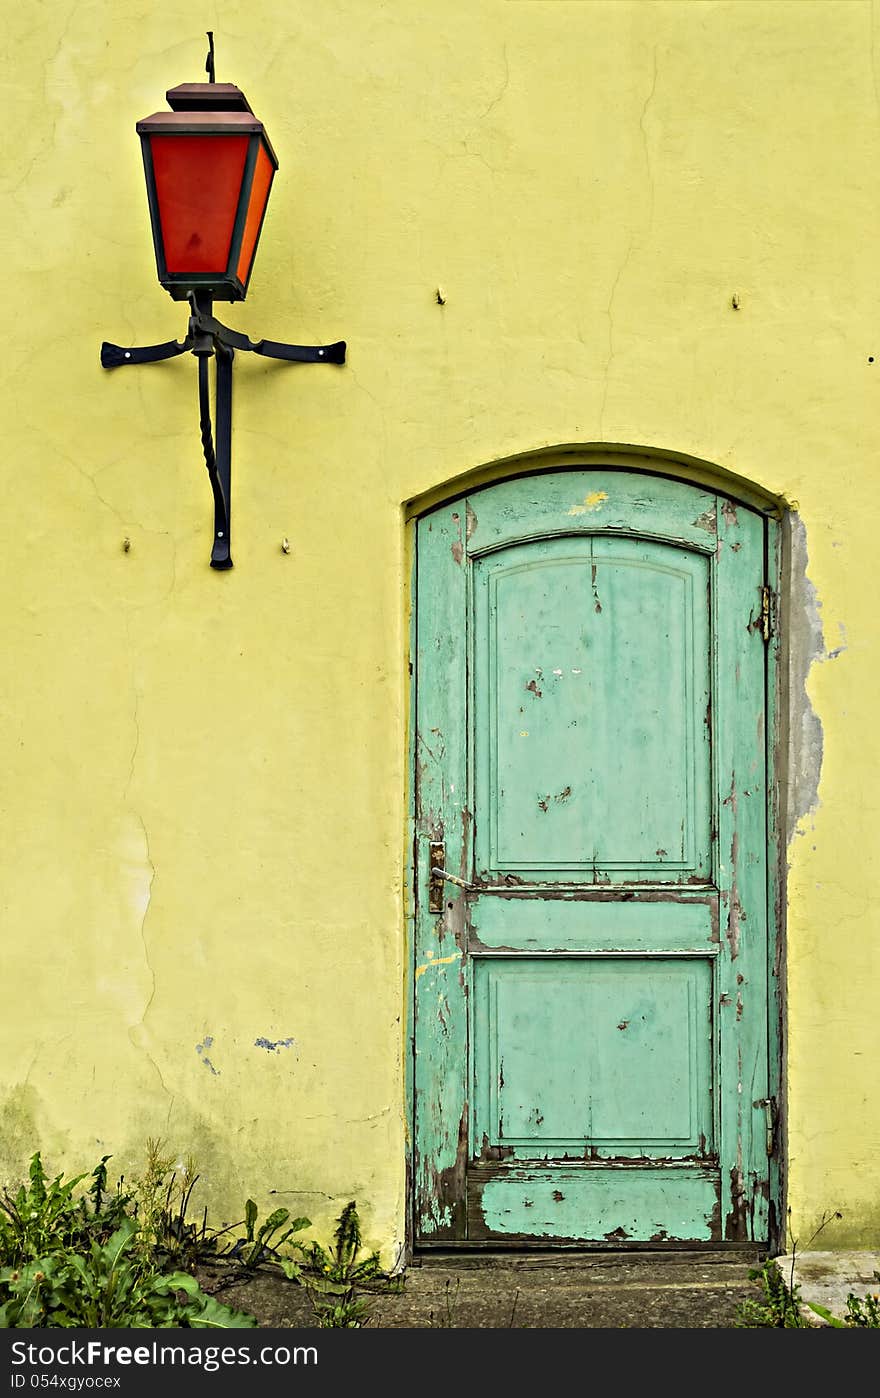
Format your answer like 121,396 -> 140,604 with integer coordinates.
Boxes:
137,83 -> 278,301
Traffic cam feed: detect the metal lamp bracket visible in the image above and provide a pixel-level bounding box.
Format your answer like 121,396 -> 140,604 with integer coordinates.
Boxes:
101,292 -> 345,569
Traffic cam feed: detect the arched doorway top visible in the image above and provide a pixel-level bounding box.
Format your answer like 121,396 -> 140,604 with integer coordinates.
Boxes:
405,442 -> 787,521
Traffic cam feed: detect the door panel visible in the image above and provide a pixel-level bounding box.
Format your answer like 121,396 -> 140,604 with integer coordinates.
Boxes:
468,1167 -> 721,1243
469,894 -> 715,951
474,536 -> 711,880
472,956 -> 714,1156
413,471 -> 772,1246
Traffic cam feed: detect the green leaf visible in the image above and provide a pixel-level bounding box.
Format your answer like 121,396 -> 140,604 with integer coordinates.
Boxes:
102,1220 -> 138,1273
256,1208 -> 289,1241
187,1294 -> 257,1329
333,1202 -> 361,1271
28,1154 -> 47,1206
307,1276 -> 351,1296
152,1272 -> 201,1297
806,1302 -> 846,1327
244,1199 -> 257,1243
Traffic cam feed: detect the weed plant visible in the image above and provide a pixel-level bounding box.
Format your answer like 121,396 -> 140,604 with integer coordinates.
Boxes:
0,1151 -> 253,1328
1,1147 -> 394,1330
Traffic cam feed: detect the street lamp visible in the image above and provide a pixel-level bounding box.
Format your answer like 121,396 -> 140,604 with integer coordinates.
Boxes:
101,35 -> 346,569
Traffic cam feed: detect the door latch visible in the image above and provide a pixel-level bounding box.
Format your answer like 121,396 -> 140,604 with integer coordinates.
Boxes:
754,1096 -> 777,1157
428,843 -> 475,913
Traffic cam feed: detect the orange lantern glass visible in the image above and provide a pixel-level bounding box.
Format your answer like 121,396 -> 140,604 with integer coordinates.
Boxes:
137,83 -> 278,301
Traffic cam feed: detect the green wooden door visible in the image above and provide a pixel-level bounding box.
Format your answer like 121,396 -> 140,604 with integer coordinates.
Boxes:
412,471 -> 773,1245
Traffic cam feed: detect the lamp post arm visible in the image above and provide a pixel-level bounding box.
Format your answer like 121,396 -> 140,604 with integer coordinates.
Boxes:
253,337 -> 346,364
100,338 -> 191,369
187,307 -> 346,365
194,340 -> 233,572
100,296 -> 345,570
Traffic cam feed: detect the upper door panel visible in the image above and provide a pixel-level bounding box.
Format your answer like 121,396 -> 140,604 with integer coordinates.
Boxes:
472,534 -> 711,884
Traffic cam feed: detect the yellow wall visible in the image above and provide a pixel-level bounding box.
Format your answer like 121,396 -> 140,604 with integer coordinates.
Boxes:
1,0 -> 878,1253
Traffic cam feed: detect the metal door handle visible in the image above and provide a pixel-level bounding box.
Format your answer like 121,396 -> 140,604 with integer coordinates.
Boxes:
754,1097 -> 777,1157
431,867 -> 475,890
428,841 -> 475,912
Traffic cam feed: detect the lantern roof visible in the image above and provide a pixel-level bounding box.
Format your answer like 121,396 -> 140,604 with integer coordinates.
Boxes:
166,83 -> 254,112
136,84 -> 278,167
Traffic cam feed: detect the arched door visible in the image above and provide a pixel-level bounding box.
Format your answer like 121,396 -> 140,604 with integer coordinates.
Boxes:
412,470 -> 774,1245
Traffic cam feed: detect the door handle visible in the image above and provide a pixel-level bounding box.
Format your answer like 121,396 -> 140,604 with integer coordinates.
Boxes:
428,842 -> 475,912
754,1096 -> 777,1157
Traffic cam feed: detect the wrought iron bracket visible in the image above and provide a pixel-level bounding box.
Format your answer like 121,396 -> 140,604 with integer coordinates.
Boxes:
100,293 -> 346,569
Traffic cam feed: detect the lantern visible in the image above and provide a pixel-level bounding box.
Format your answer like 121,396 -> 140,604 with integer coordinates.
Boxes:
137,82 -> 278,302
100,37 -> 345,571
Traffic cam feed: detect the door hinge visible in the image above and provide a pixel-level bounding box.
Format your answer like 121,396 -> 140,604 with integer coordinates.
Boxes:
755,584 -> 773,642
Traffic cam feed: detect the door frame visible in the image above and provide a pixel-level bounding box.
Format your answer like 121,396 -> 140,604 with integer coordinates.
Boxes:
404,452 -> 786,1257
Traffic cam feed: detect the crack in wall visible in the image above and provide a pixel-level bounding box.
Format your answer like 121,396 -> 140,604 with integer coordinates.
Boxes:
124,680 -> 157,1029
870,3 -> 880,125
6,1 -> 79,197
479,45 -> 509,119
639,45 -> 658,235
599,49 -> 659,438
132,809 -> 157,1025
599,238 -> 635,438
64,447 -> 178,603
123,661 -> 168,1108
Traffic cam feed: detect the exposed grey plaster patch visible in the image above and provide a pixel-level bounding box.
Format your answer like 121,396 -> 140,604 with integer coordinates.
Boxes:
785,512 -> 831,843
826,622 -> 847,661
196,1037 -> 220,1076
254,1036 -> 296,1053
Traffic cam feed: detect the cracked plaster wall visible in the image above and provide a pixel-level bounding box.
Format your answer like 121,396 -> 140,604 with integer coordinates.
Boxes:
0,0 -> 879,1251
